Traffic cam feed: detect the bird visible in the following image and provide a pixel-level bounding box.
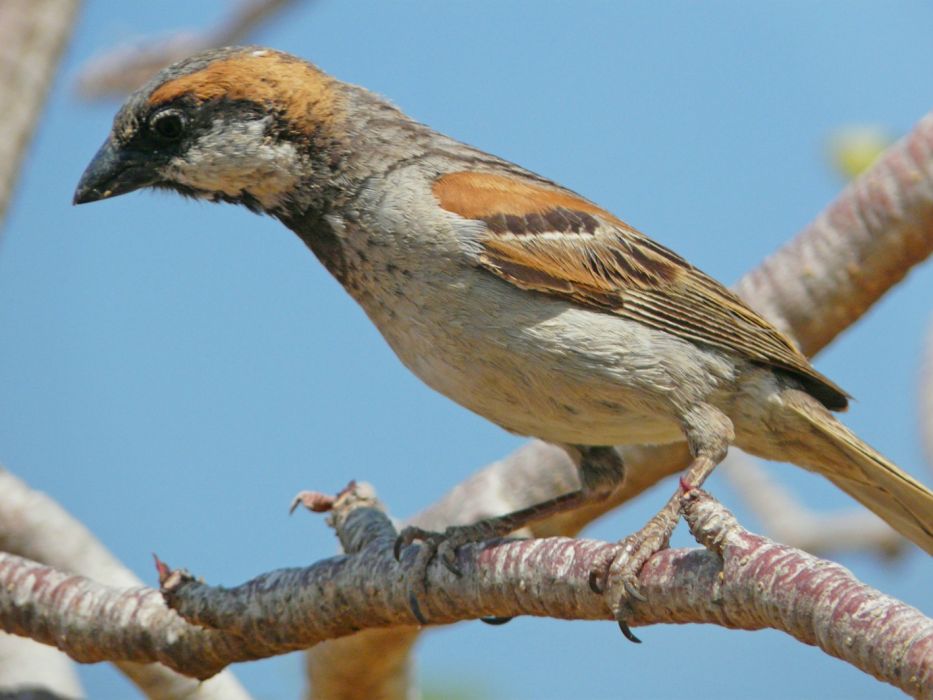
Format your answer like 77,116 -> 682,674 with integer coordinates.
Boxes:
74,46 -> 933,634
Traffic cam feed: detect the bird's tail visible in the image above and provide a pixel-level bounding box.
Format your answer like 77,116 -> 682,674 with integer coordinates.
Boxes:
778,390 -> 933,555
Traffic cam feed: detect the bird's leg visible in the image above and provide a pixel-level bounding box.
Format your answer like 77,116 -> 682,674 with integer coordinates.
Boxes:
395,445 -> 624,622
591,404 -> 733,642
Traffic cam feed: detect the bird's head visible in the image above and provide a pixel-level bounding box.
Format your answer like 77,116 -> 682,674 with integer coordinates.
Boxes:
74,46 -> 345,215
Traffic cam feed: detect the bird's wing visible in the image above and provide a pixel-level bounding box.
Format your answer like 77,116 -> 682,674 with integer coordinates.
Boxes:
432,170 -> 848,411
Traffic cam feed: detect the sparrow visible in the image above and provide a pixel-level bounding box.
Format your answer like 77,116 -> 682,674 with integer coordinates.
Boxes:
74,46 -> 933,634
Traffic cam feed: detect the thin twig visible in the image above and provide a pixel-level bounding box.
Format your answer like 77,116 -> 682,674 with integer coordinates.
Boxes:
75,0 -> 302,99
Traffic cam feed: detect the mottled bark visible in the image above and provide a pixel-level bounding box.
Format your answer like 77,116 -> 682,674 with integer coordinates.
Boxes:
0,552 -> 251,679
10,482 -> 923,694
0,469 -> 252,700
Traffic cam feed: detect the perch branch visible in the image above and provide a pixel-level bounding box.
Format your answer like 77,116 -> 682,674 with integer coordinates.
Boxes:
0,468 -> 252,700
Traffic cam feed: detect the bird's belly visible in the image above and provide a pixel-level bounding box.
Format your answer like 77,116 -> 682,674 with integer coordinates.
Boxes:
368,275 -> 703,447
395,331 -> 684,446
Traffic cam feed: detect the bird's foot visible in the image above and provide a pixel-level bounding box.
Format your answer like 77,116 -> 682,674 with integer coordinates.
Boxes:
394,489 -> 588,624
588,497 -> 683,643
394,524 -> 469,577
393,519 -> 518,624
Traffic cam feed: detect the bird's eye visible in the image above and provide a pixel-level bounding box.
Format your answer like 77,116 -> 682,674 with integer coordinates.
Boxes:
150,110 -> 186,140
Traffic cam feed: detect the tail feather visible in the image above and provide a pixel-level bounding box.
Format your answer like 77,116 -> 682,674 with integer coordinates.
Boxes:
785,396 -> 933,556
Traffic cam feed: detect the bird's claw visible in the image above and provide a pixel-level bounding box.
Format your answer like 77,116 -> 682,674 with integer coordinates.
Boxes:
394,525 -> 464,576
408,590 -> 428,625
480,616 -> 514,626
394,525 -> 469,624
617,619 -> 642,644
588,525 -> 672,643
622,573 -> 647,603
588,568 -> 606,594
436,539 -> 463,576
394,525 -> 428,561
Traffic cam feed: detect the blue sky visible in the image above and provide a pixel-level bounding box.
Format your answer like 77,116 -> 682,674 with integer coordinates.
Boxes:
2,2 -> 932,698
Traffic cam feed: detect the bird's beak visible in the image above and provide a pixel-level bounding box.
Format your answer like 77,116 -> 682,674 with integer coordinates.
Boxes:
73,138 -> 156,205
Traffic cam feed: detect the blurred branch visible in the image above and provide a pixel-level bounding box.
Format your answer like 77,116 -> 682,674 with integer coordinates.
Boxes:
306,107 -> 933,699
75,0 -> 302,99
305,629 -> 418,700
0,4 -> 88,694
718,452 -> 904,557
0,0 -> 80,229
0,468 -> 253,700
0,631 -> 82,700
734,111 -> 933,358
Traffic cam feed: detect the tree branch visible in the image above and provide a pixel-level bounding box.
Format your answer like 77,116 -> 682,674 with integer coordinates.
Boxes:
8,483 -> 927,695
680,489 -> 932,697
74,0 -> 302,99
0,468 -> 253,700
733,110 -> 933,358
718,452 -> 904,556
0,631 -> 82,700
0,0 -> 79,227
0,5 -> 252,694
0,551 -> 254,680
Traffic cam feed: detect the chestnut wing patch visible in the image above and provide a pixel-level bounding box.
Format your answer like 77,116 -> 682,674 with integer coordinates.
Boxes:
433,171 -> 848,411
